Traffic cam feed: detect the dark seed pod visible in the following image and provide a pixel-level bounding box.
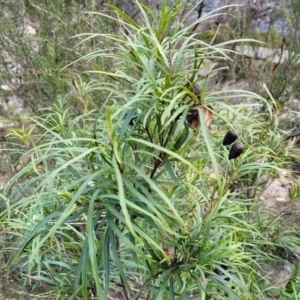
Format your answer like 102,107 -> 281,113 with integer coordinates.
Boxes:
186,109 -> 199,129
193,83 -> 201,99
229,141 -> 244,160
222,130 -> 238,146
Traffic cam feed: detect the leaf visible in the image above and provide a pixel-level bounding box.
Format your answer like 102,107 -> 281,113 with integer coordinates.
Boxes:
199,108 -> 221,189
106,107 -> 114,140
112,157 -> 135,236
87,190 -> 103,299
105,4 -> 140,30
173,123 -> 189,150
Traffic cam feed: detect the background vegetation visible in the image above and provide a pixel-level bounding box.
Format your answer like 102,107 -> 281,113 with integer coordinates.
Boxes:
1,0 -> 300,299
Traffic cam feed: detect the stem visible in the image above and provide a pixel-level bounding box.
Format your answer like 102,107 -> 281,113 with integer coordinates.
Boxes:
145,125 -> 153,143
115,218 -> 131,300
150,153 -> 164,179
262,201 -> 298,232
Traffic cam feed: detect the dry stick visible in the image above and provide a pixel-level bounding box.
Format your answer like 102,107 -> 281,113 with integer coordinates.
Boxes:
272,37 -> 286,72
191,2 -> 204,32
149,153 -> 164,179
263,200 -> 299,232
120,276 -> 131,300
149,118 -> 175,179
271,37 -> 287,98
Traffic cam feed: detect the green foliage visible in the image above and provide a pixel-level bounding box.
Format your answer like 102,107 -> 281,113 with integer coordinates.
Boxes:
0,0 -> 117,112
224,0 -> 300,107
1,1 -> 300,299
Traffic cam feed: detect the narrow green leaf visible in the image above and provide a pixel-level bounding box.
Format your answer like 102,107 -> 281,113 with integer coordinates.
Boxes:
127,138 -> 198,172
112,157 -> 135,236
125,161 -> 184,226
199,108 -> 221,189
103,223 -> 111,299
87,189 -> 103,300
105,4 -> 140,29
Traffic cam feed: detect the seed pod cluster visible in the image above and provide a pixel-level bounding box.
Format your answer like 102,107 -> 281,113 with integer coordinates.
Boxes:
185,83 -> 201,129
223,130 -> 244,160
186,106 -> 213,129
184,83 -> 213,129
186,109 -> 199,129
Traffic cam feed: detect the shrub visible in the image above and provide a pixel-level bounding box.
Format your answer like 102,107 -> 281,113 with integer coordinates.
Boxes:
0,0 -> 118,113
1,1 -> 300,299
222,0 -> 300,109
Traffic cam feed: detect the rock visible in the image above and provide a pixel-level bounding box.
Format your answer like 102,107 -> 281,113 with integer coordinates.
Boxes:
236,45 -> 300,65
259,258 -> 294,294
259,176 -> 290,204
0,95 -> 27,116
